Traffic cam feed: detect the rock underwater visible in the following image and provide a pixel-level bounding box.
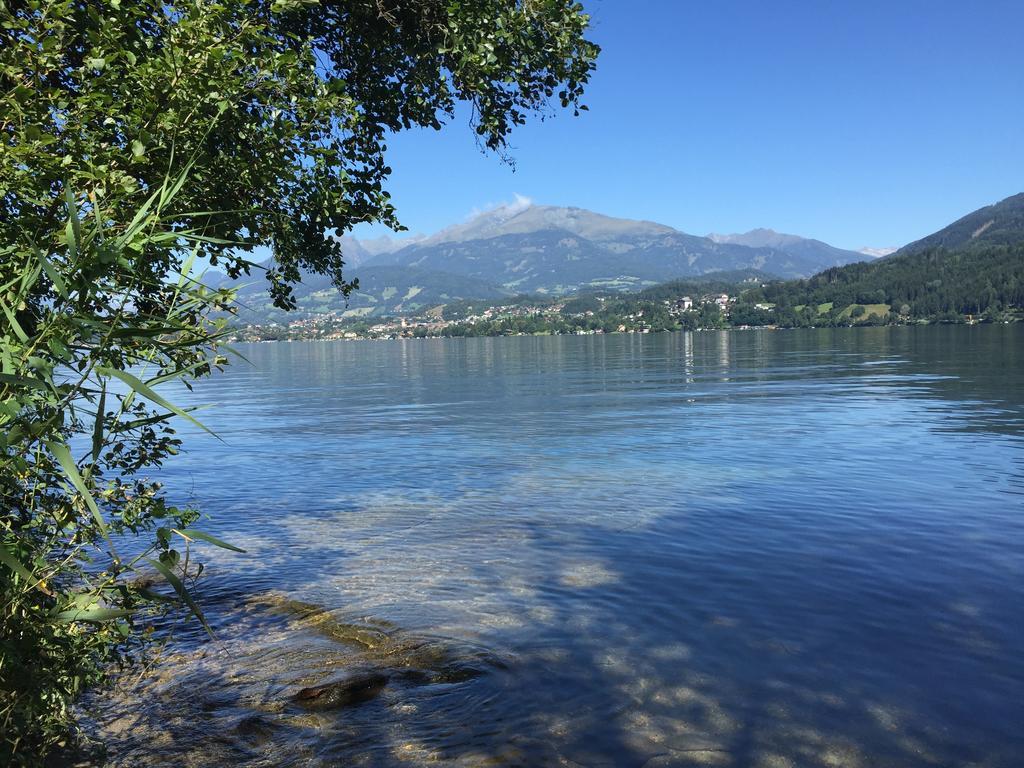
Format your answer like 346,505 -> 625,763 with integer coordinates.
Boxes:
292,671 -> 390,711
247,593 -> 512,707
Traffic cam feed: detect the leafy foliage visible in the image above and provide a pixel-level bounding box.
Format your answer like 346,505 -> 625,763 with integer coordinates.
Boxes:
0,176 -> 238,762
1,0 -> 598,762
2,0 -> 598,306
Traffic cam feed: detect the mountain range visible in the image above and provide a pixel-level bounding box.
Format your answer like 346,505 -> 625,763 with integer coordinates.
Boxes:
221,204 -> 875,321
356,204 -> 869,293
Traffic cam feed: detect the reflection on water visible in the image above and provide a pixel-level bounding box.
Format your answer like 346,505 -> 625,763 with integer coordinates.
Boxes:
84,326 -> 1024,766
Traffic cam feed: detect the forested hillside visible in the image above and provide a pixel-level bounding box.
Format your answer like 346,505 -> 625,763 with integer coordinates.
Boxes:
894,193 -> 1024,257
741,244 -> 1023,324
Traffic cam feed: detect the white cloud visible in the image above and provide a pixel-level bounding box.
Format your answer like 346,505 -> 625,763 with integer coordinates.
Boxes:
510,192 -> 533,211
467,193 -> 533,220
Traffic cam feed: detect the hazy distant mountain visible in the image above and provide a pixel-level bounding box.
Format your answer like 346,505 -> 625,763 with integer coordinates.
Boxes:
359,204 -> 868,294
893,192 -> 1024,257
221,263 -> 508,323
419,200 -> 676,246
707,228 -> 866,267
858,246 -> 898,258
333,233 -> 426,268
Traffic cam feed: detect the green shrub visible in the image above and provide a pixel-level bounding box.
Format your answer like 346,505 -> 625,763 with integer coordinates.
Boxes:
0,177 -> 244,762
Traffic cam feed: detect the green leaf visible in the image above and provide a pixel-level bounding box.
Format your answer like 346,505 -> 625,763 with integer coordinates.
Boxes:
46,440 -> 110,543
131,139 -> 145,158
176,529 -> 246,553
147,558 -> 211,636
64,186 -> 81,264
0,546 -> 35,583
91,387 -> 106,464
0,298 -> 29,343
96,367 -> 215,436
0,373 -> 50,391
35,250 -> 67,297
54,607 -> 136,623
134,586 -> 178,604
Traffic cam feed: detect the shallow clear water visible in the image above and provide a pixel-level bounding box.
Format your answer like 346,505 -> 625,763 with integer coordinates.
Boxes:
89,326 -> 1024,767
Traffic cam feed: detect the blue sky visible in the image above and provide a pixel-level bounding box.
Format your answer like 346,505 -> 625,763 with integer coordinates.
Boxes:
354,0 -> 1024,251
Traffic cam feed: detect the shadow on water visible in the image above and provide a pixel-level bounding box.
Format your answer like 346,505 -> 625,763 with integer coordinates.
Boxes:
80,325 -> 1024,766
83,518 -> 1023,767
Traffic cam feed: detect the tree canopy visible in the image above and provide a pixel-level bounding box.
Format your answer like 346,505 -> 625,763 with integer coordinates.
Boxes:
2,0 -> 598,306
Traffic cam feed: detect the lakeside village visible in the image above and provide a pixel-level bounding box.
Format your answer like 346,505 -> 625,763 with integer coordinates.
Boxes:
229,292 -> 796,342
230,293 -> 737,342
226,278 -> 1021,343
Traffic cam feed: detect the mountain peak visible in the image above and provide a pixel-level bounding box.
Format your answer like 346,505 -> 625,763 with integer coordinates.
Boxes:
707,228 -> 813,250
418,202 -> 676,246
358,234 -> 425,256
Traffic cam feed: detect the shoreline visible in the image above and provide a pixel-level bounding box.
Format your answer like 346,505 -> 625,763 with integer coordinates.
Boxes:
228,318 -> 1019,344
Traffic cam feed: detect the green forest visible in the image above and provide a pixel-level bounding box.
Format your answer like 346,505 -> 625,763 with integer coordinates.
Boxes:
745,243 -> 1024,327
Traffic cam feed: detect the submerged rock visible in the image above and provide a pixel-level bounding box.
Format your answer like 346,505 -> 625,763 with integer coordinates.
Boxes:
234,714 -> 277,745
81,592 -> 515,766
247,594 -> 393,649
292,670 -> 389,711
250,592 -> 511,685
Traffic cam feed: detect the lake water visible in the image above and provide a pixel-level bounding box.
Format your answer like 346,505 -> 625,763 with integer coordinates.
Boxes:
87,326 -> 1024,767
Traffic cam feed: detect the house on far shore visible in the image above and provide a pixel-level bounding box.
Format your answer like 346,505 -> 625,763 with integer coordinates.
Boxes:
675,296 -> 693,311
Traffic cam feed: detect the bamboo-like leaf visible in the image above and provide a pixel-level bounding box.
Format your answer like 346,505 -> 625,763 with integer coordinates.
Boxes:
0,373 -> 50,391
64,187 -> 80,264
108,326 -> 186,339
97,366 -> 215,436
0,298 -> 29,343
0,545 -> 35,583
177,245 -> 197,289
147,558 -> 211,636
134,585 -> 178,604
215,341 -> 251,366
34,250 -> 67,297
174,529 -> 246,553
116,187 -> 162,246
118,411 -> 175,431
18,263 -> 42,295
46,440 -> 110,542
147,360 -> 212,386
91,387 -> 106,464
0,547 -> 53,595
158,158 -> 195,212
54,607 -> 135,623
